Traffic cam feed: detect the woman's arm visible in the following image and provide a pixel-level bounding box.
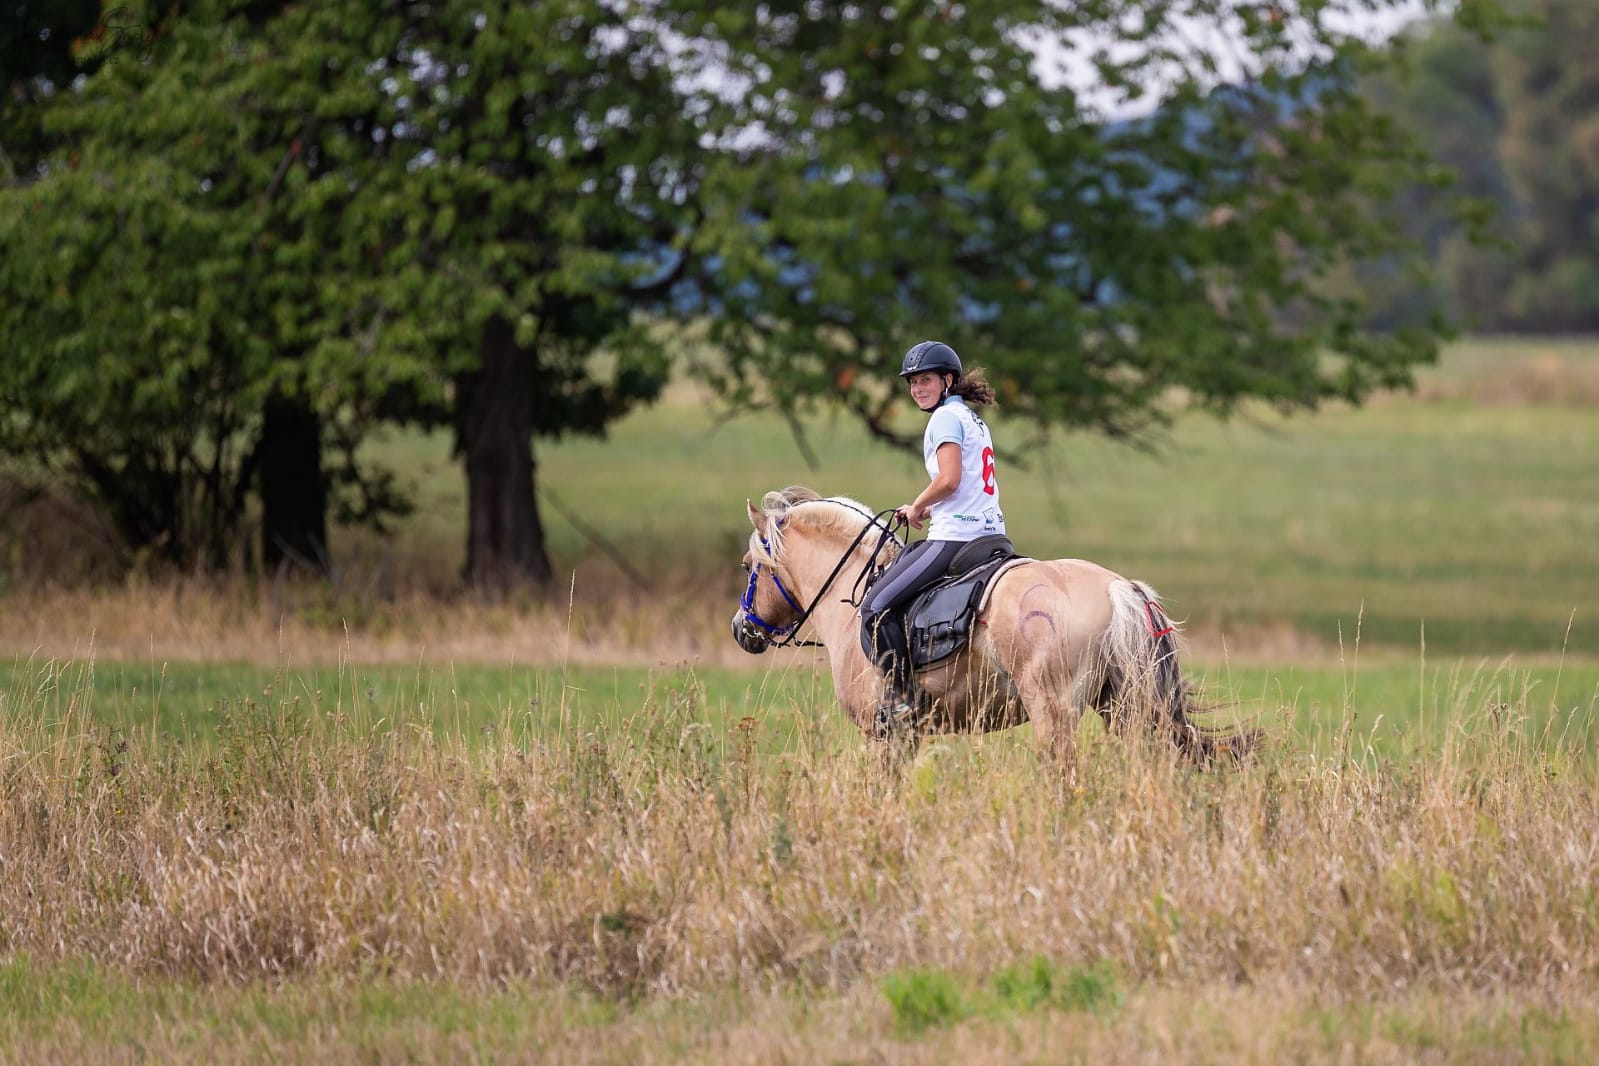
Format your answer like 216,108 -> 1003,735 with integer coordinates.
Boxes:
897,442 -> 961,529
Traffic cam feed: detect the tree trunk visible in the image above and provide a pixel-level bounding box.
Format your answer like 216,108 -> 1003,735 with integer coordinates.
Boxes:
259,389 -> 330,574
458,315 -> 554,594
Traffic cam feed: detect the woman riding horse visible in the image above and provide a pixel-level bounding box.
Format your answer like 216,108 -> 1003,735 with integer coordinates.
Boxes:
731,487 -> 1253,765
863,340 -> 1009,736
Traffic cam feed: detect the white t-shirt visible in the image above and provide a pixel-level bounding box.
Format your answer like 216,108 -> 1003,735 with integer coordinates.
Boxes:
924,396 -> 1006,541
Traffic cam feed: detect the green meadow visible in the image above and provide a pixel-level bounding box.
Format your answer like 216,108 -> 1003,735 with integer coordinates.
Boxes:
6,650 -> 1598,758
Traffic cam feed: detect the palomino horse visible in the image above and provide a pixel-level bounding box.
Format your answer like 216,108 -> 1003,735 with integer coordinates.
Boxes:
731,487 -> 1250,763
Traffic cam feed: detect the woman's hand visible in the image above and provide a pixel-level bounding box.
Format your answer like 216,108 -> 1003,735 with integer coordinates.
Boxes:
897,447 -> 959,531
895,503 -> 929,530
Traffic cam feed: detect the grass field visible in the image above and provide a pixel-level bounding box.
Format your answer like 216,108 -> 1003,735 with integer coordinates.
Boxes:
2,337 -> 1598,1061
4,654 -> 1597,1061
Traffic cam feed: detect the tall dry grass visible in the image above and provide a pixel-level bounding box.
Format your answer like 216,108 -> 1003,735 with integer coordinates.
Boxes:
2,669 -> 1595,1000
0,572 -> 1337,670
0,568 -> 753,668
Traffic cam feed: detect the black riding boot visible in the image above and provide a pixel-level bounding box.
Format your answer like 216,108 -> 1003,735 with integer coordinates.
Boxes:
865,611 -> 919,737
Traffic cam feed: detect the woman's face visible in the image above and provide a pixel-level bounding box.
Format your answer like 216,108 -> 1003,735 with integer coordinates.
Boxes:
905,370 -> 946,409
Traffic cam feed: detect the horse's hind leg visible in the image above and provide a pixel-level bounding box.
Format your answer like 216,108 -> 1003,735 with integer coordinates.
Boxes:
1016,656 -> 1099,775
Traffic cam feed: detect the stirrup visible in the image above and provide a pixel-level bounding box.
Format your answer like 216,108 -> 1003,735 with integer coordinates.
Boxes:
871,694 -> 922,740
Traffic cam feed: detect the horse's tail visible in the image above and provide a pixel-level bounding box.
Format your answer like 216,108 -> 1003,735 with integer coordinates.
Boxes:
1099,579 -> 1256,763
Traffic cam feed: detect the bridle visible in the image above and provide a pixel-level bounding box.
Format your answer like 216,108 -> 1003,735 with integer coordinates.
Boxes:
737,506 -> 903,649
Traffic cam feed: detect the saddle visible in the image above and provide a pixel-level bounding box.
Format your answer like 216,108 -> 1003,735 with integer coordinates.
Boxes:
863,535 -> 1030,671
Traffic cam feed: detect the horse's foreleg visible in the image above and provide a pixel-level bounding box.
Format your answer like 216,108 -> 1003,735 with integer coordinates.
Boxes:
868,732 -> 921,773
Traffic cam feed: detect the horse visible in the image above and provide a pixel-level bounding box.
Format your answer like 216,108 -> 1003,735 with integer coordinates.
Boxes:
730,486 -> 1252,765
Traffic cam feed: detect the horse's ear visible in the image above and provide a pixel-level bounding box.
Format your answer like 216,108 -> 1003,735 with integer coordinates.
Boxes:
746,498 -> 767,533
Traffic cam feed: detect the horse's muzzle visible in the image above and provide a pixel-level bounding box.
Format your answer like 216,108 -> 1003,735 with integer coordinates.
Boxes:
731,611 -> 771,655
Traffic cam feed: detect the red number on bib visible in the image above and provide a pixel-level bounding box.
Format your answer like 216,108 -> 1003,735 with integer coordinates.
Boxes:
981,447 -> 996,495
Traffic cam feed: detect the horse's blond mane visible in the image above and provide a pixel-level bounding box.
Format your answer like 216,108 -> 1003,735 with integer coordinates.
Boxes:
750,486 -> 899,567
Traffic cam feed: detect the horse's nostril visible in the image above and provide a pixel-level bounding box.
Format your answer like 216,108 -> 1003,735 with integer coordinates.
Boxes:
730,613 -> 770,655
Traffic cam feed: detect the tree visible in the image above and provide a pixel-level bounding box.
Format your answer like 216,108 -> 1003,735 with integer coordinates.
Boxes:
0,142 -> 265,570
1491,0 -> 1599,330
691,0 -> 1483,445
0,2 -> 402,572
1363,0 -> 1599,333
3,0 -> 1496,588
1357,16 -> 1509,328
355,0 -> 1487,590
317,0 -> 722,592
0,0 -> 103,182
1,0 -> 714,584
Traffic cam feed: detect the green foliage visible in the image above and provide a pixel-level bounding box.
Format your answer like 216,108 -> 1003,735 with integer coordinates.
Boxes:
1359,19 -> 1508,327
991,956 -> 1124,1016
0,0 -> 104,180
693,1 -> 1474,440
3,0 -> 738,580
882,957 -> 1123,1036
1492,0 -> 1599,330
315,0 -> 713,420
881,967 -> 971,1034
0,2 -> 401,567
0,151 -> 268,565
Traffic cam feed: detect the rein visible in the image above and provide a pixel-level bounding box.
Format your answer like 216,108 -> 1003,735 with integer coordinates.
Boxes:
739,507 -> 903,649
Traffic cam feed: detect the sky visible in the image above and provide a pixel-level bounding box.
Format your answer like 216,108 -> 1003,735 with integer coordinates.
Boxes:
1025,0 -> 1444,118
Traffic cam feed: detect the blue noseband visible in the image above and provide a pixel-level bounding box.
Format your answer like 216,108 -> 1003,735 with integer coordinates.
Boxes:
738,530 -> 807,638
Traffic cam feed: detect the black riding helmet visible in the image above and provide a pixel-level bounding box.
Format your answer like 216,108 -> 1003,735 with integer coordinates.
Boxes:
899,340 -> 962,411
899,340 -> 962,379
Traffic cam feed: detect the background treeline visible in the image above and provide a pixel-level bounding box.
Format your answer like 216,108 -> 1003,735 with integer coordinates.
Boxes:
0,0 -> 1573,592
1358,0 -> 1599,333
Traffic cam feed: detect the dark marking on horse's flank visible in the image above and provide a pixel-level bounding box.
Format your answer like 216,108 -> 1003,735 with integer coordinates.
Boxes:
1018,582 -> 1058,640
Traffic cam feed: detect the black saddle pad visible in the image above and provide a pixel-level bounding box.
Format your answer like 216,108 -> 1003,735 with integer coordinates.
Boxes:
903,552 -> 1016,669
